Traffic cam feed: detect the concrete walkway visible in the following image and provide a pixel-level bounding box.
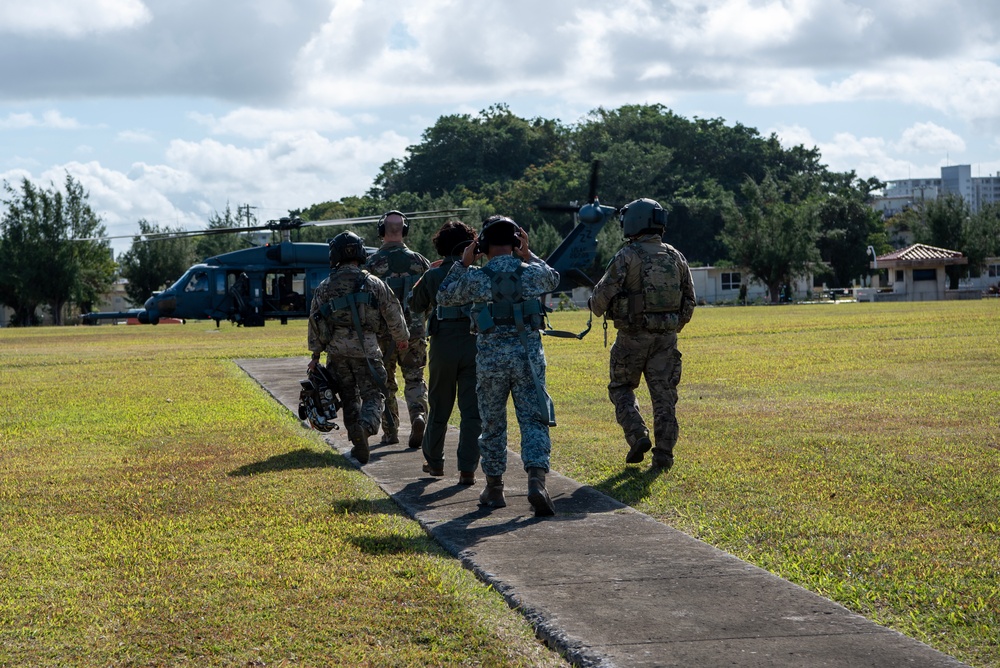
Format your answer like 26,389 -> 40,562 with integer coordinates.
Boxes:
237,357 -> 968,668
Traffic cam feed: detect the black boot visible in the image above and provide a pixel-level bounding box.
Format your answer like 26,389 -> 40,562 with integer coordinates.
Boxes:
478,475 -> 506,508
527,467 -> 555,517
349,424 -> 371,465
625,430 -> 652,464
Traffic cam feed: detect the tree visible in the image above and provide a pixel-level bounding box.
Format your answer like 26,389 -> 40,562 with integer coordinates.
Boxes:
373,104 -> 566,197
816,174 -> 887,288
118,220 -> 196,306
965,202 -> 1000,273
0,175 -> 113,325
912,194 -> 968,289
721,174 -> 823,303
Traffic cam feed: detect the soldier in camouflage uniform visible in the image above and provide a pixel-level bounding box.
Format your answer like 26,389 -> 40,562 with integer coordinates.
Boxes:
438,215 -> 560,517
409,220 -> 481,484
589,198 -> 696,472
308,232 -> 410,465
365,210 -> 431,449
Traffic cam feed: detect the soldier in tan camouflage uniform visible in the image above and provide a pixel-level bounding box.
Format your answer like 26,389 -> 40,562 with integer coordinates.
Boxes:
589,198 -> 696,471
365,211 -> 431,449
308,232 -> 410,465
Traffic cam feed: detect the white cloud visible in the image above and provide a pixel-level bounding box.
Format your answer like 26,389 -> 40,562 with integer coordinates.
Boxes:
0,110 -> 81,129
189,107 -> 356,140
0,0 -> 152,37
116,130 -> 156,143
894,122 -> 966,155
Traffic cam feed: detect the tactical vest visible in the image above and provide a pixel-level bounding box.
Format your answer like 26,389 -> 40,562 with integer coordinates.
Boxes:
475,264 -> 546,334
315,272 -> 375,330
382,248 -> 420,315
609,243 -> 682,332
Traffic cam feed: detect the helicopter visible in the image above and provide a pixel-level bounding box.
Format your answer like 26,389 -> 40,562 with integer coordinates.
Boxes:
80,194 -> 614,327
537,159 -> 620,293
79,211 -> 462,327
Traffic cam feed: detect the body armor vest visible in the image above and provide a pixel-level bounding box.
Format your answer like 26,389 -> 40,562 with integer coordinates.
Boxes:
610,244 -> 682,332
315,273 -> 375,330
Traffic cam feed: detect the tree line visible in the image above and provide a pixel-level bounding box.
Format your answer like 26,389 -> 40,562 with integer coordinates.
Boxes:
4,103 -> 1000,324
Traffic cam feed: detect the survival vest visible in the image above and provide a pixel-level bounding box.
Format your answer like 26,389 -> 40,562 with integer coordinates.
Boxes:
382,248 -> 421,316
475,264 -> 546,334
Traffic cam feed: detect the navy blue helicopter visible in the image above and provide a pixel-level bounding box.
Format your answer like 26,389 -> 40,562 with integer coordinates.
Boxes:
82,172 -> 619,327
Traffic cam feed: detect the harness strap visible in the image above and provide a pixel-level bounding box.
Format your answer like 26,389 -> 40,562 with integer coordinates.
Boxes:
514,306 -> 556,427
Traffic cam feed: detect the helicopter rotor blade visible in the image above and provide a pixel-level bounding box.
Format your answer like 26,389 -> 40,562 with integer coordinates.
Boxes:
303,208 -> 469,228
72,208 -> 470,243
587,159 -> 601,203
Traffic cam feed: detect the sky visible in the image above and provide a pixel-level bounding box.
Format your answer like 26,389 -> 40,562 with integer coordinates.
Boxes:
3,0 -> 1000,255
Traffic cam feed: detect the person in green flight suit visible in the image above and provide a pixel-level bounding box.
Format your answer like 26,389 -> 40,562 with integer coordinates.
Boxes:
409,220 -> 482,485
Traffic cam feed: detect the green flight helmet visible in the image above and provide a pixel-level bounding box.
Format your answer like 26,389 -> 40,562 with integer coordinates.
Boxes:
619,198 -> 667,237
328,231 -> 366,266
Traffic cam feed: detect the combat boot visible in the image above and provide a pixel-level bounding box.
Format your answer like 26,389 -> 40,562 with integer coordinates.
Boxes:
651,453 -> 674,473
526,467 -> 555,517
408,415 -> 426,449
478,475 -> 506,508
349,424 -> 371,465
378,431 -> 399,446
625,429 -> 652,464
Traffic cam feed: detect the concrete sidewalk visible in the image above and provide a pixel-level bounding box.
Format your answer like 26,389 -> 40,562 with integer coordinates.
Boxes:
237,357 -> 968,668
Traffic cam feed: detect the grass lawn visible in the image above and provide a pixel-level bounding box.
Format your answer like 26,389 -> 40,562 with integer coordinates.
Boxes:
542,299 -> 999,668
1,299 -> 998,666
0,324 -> 564,667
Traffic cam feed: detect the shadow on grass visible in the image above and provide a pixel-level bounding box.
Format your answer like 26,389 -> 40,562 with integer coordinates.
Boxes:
347,531 -> 441,556
228,447 -> 351,477
331,497 -> 401,516
592,466 -> 663,507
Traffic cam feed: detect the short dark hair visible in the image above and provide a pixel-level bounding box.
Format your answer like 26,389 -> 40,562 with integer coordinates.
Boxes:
432,220 -> 476,257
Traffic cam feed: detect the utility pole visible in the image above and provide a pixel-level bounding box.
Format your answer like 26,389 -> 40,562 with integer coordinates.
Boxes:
240,204 -> 258,228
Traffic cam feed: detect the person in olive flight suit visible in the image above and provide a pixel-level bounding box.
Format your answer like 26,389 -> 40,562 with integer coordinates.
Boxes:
409,220 -> 482,485
589,198 -> 696,472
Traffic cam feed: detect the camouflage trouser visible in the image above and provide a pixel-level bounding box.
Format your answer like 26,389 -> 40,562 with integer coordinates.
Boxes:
608,329 -> 683,459
476,332 -> 551,478
327,355 -> 387,440
423,325 -> 481,473
378,335 -> 428,435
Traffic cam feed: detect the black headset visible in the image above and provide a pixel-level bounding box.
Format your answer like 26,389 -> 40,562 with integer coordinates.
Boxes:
476,216 -> 522,254
377,210 -> 408,238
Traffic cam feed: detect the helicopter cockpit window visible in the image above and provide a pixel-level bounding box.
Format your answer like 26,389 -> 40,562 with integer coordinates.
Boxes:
184,271 -> 209,293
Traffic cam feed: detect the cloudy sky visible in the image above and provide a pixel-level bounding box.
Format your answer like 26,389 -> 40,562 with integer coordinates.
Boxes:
3,0 -> 1000,254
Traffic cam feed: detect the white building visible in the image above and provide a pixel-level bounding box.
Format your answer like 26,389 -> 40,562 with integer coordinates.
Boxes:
878,164 -> 1000,215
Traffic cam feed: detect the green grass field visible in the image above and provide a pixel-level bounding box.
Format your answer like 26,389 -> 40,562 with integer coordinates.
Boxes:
2,299 -> 998,666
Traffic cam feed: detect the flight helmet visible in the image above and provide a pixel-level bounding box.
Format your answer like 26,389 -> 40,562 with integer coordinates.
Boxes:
328,231 -> 366,266
619,198 -> 667,237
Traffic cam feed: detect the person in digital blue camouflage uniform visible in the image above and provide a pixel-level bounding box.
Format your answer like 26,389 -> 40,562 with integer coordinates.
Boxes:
437,215 -> 559,517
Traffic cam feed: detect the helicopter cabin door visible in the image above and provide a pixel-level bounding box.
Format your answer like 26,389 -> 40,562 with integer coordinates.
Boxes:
264,271 -> 307,323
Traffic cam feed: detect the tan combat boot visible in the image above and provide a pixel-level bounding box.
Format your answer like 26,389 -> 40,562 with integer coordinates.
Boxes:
478,475 -> 506,508
526,467 -> 555,517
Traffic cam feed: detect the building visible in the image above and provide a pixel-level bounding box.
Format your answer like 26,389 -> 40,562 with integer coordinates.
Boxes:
877,164 -> 1000,215
690,266 -> 812,304
855,243 -> 976,302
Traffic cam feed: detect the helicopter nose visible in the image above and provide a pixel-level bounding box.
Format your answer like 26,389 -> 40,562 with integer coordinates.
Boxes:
137,310 -> 159,325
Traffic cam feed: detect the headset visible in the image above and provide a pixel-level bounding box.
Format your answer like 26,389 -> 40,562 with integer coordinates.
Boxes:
475,215 -> 522,254
377,210 -> 409,238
